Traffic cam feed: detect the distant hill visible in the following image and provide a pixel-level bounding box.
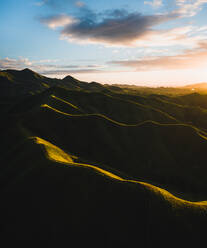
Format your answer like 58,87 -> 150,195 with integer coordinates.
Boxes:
184,82 -> 207,89
0,68 -> 106,97
113,83 -> 207,95
1,68 -> 207,247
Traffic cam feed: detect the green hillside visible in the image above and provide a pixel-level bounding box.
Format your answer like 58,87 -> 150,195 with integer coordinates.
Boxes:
1,69 -> 207,247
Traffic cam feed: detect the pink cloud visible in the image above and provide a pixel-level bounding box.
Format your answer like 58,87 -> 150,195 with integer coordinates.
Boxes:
110,42 -> 207,71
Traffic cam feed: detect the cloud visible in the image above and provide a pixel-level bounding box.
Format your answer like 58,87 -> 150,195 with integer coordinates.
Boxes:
75,1 -> 85,7
59,10 -> 178,46
131,25 -> 207,48
0,57 -> 33,70
174,0 -> 207,17
0,57 -> 105,76
110,42 -> 207,71
37,1 -> 206,48
35,0 -> 86,9
59,15 -> 206,48
144,0 -> 163,7
41,69 -> 101,75
39,14 -> 77,29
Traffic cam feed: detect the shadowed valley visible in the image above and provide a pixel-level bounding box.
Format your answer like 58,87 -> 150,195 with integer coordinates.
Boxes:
1,69 -> 207,247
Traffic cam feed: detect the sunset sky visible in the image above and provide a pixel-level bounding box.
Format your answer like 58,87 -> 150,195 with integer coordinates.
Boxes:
1,0 -> 207,86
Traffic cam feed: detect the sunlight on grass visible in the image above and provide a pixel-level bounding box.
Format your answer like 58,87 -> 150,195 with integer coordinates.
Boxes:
42,82 -> 50,88
51,95 -> 80,110
0,72 -> 14,82
41,103 -> 140,126
129,180 -> 207,208
34,137 -> 74,163
33,136 -> 207,209
40,104 -> 207,140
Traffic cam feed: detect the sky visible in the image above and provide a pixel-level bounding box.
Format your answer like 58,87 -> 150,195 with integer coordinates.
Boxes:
1,0 -> 207,86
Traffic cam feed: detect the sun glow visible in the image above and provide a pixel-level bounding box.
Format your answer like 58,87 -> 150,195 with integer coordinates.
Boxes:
68,68 -> 207,87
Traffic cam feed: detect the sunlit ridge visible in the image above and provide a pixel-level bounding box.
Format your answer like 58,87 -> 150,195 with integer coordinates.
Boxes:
33,136 -> 207,209
40,103 -> 207,140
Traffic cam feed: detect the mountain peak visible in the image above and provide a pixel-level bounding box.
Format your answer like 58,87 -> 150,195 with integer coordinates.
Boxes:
63,75 -> 79,82
20,68 -> 43,80
21,68 -> 36,74
63,75 -> 80,83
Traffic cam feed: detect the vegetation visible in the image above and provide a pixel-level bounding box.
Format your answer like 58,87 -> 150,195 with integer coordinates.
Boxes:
1,68 -> 207,247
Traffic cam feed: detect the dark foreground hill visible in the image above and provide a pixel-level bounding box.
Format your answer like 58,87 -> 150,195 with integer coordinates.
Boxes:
1,136 -> 207,247
1,69 -> 207,247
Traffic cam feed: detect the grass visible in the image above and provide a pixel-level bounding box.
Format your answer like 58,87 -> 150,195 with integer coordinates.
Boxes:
50,95 -> 80,110
34,135 -> 207,208
20,102 -> 207,201
41,102 -> 207,136
2,69 -> 207,246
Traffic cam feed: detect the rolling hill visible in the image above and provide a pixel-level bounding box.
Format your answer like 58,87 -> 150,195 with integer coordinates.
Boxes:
1,69 -> 207,247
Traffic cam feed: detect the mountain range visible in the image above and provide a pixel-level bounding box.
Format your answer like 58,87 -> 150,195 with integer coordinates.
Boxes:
1,68 -> 207,247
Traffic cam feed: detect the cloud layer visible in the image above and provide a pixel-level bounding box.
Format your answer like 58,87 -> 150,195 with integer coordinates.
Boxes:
144,0 -> 163,8
62,12 -> 177,46
38,0 -> 207,47
110,42 -> 207,71
174,0 -> 207,17
39,10 -> 207,49
0,57 -> 104,75
40,9 -> 177,46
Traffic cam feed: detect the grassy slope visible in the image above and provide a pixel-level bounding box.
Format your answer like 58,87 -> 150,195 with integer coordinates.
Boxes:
48,89 -> 178,124
111,91 -> 207,130
2,84 -> 207,201
1,136 -> 207,247
18,101 -> 207,200
3,84 -> 207,200
2,70 -> 207,246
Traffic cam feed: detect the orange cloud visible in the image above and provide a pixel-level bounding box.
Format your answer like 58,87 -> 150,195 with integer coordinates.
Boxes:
110,42 -> 207,71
